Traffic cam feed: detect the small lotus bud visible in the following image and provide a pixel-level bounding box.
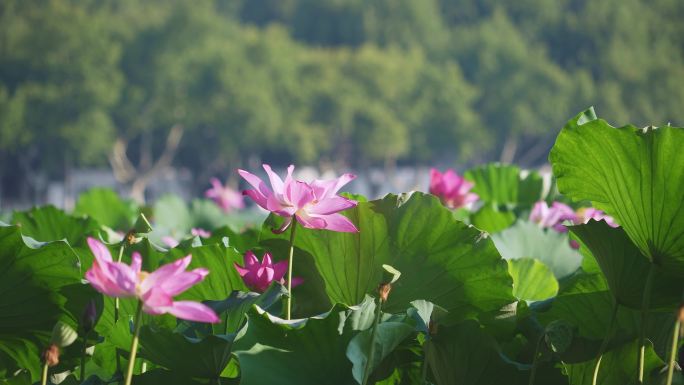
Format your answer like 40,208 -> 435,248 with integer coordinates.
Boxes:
125,230 -> 139,245
81,300 -> 97,332
42,344 -> 60,367
378,283 -> 392,303
50,321 -> 78,348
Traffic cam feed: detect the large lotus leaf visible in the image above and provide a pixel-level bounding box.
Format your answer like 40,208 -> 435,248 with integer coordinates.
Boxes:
74,188 -> 138,231
261,193 -> 514,324
464,163 -> 544,207
139,326 -> 235,379
563,340 -> 663,385
508,258 -> 558,301
470,204 -> 516,233
180,284 -> 287,337
535,254 -> 677,361
492,220 -> 582,278
570,220 -> 684,309
550,108 -> 684,273
0,226 -> 82,381
426,320 -> 527,385
169,244 -> 248,302
235,305 -> 357,385
346,314 -> 415,384
11,205 -> 99,245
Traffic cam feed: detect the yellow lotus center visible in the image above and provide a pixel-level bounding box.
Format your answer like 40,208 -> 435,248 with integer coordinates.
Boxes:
136,271 -> 150,296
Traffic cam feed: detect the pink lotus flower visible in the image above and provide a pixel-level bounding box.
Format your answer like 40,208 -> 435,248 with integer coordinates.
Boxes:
85,237 -> 219,323
191,228 -> 211,238
575,207 -> 619,228
429,168 -> 479,209
234,251 -> 303,292
205,178 -> 245,212
238,164 -> 358,233
530,201 -> 577,233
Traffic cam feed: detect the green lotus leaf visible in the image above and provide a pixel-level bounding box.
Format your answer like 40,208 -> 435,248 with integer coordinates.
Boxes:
570,220 -> 684,309
550,108 -> 684,274
508,258 -> 559,301
464,163 -> 545,207
492,220 -> 582,278
261,193 -> 514,324
74,188 -> 139,231
0,225 -> 82,381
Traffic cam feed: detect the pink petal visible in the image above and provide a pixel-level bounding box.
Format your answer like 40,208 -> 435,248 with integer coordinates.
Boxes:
244,251 -> 259,267
165,301 -> 220,323
284,181 -> 315,210
142,287 -> 174,309
290,277 -> 304,288
307,196 -> 356,215
313,213 -> 358,233
140,255 -> 192,293
310,173 -> 357,199
262,252 -> 273,266
131,252 -> 142,274
87,237 -> 113,263
295,212 -> 328,230
85,263 -> 132,297
160,269 -> 208,296
243,189 -> 270,210
263,164 -> 286,196
234,262 -> 250,277
272,260 -> 288,281
272,216 -> 293,234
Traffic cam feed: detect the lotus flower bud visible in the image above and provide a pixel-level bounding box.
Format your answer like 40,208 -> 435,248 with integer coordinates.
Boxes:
42,344 -> 60,367
378,283 -> 392,303
81,300 -> 97,332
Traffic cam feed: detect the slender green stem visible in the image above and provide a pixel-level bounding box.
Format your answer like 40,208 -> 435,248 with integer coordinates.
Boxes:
528,334 -> 545,385
362,297 -> 384,385
285,218 -> 298,320
665,318 -> 681,385
40,362 -> 48,385
592,300 -> 619,385
80,331 -> 89,380
124,301 -> 144,385
421,335 -> 430,384
115,244 -> 125,380
638,264 -> 656,384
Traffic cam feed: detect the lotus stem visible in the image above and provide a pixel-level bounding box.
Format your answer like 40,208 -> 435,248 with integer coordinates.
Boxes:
115,243 -> 125,378
528,334 -> 545,385
665,316 -> 681,385
638,264 -> 656,384
592,300 -> 619,385
285,218 -> 298,320
362,296 -> 384,385
421,334 -> 430,384
124,301 -> 144,385
40,362 -> 48,385
80,331 -> 89,380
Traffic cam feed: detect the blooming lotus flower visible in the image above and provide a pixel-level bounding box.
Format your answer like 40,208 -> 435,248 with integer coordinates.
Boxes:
575,207 -> 619,228
530,201 -> 577,233
234,251 -> 303,292
85,237 -> 219,323
429,168 -> 479,209
205,178 -> 245,212
191,228 -> 211,238
238,164 -> 358,233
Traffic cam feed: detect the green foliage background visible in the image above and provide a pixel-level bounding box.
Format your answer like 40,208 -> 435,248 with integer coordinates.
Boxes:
1,0 -> 683,189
